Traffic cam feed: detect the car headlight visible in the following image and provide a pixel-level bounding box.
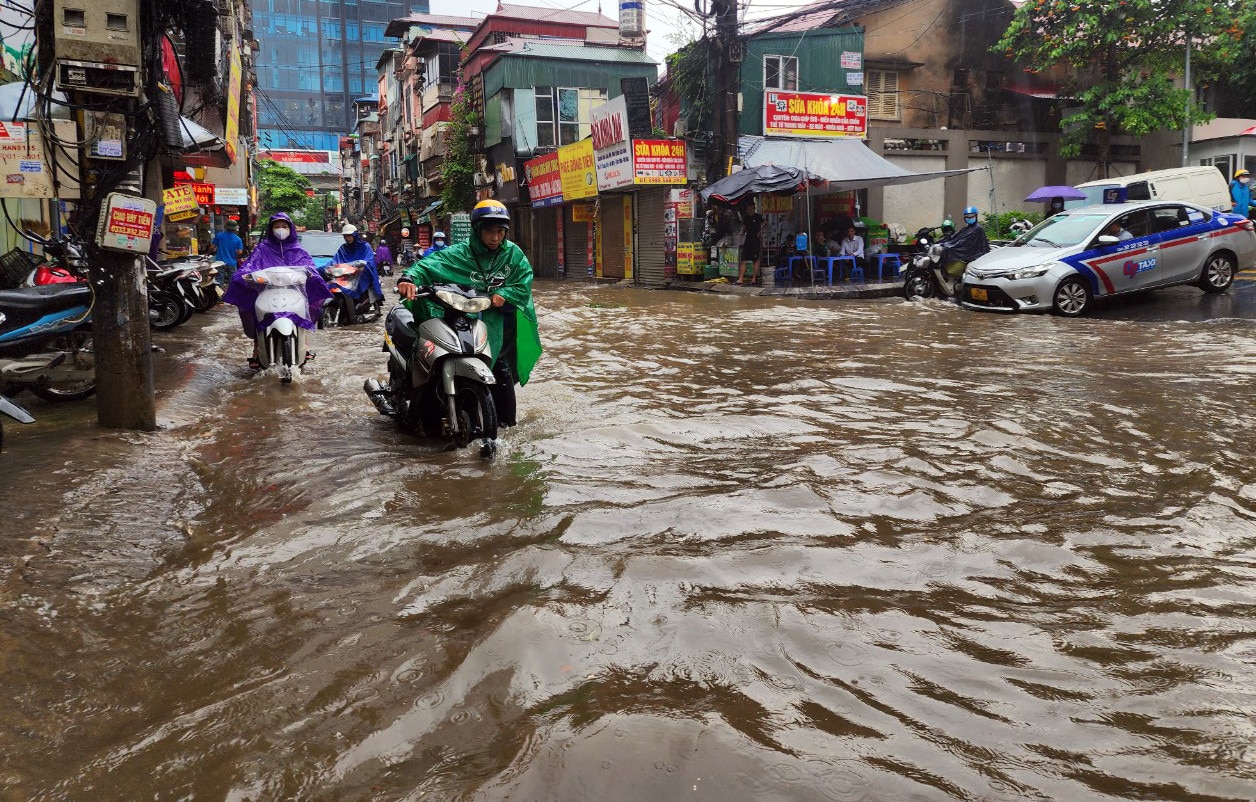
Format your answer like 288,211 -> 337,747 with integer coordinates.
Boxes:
1006,266 -> 1051,281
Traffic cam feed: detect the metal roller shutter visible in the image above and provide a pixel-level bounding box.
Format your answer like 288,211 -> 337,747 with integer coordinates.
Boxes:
531,206 -> 560,279
564,204 -> 592,278
635,188 -> 669,286
600,195 -> 627,279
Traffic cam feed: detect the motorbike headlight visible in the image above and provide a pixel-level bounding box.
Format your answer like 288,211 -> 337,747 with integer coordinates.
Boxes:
436,289 -> 492,313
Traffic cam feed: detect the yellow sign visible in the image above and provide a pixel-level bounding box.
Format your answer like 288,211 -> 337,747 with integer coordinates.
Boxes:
677,242 -> 697,274
224,45 -> 242,164
162,184 -> 200,220
558,139 -> 596,201
572,203 -> 593,222
623,194 -> 633,279
761,195 -> 794,214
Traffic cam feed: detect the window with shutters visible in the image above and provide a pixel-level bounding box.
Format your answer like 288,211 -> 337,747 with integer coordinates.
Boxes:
867,70 -> 900,120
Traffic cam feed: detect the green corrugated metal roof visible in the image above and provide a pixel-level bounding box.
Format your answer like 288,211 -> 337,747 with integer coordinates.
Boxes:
499,43 -> 656,64
484,47 -> 658,97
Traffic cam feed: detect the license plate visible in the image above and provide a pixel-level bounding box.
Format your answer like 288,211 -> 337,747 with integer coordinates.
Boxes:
969,287 -> 988,301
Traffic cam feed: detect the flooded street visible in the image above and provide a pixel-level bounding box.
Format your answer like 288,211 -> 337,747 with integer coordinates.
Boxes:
3,282 -> 1256,801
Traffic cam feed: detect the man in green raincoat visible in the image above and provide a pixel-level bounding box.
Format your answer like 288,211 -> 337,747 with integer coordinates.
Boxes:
397,199 -> 542,426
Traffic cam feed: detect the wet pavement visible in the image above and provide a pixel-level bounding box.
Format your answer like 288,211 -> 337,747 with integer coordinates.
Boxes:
3,282 -> 1256,800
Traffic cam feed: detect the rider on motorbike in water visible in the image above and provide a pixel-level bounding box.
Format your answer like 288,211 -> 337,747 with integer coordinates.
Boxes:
397,200 -> 542,427
941,206 -> 990,298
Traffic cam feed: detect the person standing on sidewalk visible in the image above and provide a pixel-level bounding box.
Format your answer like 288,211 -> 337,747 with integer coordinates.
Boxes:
1230,169 -> 1253,218
208,220 -> 244,286
735,199 -> 763,285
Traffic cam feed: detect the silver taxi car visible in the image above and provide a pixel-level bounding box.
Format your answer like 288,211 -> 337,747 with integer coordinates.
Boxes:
960,201 -> 1256,316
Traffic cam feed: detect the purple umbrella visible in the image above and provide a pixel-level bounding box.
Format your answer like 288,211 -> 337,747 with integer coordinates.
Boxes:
1025,185 -> 1086,202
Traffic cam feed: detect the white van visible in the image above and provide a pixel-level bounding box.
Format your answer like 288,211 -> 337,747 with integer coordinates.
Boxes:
1074,166 -> 1232,211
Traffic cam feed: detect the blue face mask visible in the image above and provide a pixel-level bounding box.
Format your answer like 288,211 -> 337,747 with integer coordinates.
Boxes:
964,216 -> 978,225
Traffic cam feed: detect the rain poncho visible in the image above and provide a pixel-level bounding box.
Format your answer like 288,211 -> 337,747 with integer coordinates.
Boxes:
402,234 -> 542,385
223,212 -> 332,337
422,241 -> 447,258
375,242 -> 393,264
943,222 -> 990,265
332,230 -> 383,300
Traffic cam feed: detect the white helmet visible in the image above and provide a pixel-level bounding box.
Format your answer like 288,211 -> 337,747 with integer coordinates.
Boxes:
341,223 -> 358,236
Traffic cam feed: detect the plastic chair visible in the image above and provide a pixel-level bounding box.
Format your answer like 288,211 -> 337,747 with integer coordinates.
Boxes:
871,253 -> 901,282
830,255 -> 857,281
810,256 -> 838,285
774,264 -> 792,286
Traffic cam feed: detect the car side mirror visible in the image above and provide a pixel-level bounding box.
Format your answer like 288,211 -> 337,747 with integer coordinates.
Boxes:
1096,234 -> 1120,246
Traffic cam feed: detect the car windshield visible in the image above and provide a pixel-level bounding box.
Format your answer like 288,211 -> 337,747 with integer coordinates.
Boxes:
1011,212 -> 1111,249
300,233 -> 344,258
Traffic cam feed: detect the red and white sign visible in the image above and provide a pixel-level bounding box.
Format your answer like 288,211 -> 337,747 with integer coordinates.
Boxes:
632,140 -> 687,184
176,180 -> 216,206
259,150 -> 331,163
592,96 -> 633,191
524,152 -> 563,208
764,90 -> 867,139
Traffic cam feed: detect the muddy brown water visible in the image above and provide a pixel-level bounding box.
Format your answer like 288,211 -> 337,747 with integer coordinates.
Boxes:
2,282 -> 1255,800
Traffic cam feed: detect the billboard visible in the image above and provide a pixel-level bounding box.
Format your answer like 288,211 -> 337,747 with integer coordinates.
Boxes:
558,139 -> 596,201
763,90 -> 867,139
524,152 -> 562,207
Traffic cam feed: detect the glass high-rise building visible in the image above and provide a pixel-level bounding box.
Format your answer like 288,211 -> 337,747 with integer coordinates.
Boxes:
253,0 -> 427,152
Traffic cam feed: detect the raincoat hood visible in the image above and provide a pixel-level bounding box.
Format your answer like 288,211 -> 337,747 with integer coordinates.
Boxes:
263,212 -> 299,247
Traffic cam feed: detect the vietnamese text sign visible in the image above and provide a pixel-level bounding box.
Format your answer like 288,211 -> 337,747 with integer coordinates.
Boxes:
214,186 -> 248,206
162,184 -> 200,220
631,140 -> 687,184
225,45 -> 242,164
764,90 -> 867,139
0,119 -> 80,199
450,212 -> 471,245
593,96 -> 633,191
559,139 -> 597,201
524,152 -> 562,207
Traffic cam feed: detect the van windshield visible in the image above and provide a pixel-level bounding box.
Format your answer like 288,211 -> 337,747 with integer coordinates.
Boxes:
1078,185 -> 1114,206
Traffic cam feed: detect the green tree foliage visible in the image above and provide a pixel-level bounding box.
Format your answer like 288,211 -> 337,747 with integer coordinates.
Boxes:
256,160 -> 312,222
298,193 -> 336,232
665,39 -> 712,132
998,0 -> 1239,171
441,67 -> 477,215
1196,7 -> 1256,117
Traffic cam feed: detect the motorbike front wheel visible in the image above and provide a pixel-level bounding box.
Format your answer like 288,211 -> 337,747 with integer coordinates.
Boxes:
149,290 -> 184,329
453,378 -> 498,448
903,270 -> 939,300
28,330 -> 96,402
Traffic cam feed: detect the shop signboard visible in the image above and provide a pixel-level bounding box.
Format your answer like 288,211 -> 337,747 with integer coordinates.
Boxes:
558,139 -> 597,201
213,186 -> 248,206
764,90 -> 867,139
524,152 -> 563,208
162,184 -> 200,221
592,96 -> 633,191
450,211 -> 471,245
224,45 -> 242,164
632,140 -> 686,184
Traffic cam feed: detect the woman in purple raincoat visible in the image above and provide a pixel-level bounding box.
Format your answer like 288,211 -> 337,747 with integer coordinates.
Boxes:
223,212 -> 333,368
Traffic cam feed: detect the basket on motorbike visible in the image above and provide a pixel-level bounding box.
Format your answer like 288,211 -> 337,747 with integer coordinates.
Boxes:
0,247 -> 41,290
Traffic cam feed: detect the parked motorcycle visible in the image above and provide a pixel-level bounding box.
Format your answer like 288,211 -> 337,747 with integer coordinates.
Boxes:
0,284 -> 96,403
363,283 -> 500,457
0,389 -> 35,451
318,260 -> 382,327
146,258 -> 201,329
901,226 -> 961,300
241,265 -> 319,384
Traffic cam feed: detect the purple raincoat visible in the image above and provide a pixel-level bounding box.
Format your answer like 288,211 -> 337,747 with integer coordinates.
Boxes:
223,212 -> 333,337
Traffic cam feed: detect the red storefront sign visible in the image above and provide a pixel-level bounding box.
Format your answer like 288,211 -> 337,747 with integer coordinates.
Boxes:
175,180 -> 216,206
524,152 -> 562,208
763,90 -> 867,139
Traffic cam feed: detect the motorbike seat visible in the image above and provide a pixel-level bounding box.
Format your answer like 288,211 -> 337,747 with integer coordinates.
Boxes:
0,283 -> 92,313
385,306 -> 417,350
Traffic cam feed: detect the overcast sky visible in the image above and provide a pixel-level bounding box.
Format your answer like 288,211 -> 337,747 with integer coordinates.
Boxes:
435,0 -> 796,71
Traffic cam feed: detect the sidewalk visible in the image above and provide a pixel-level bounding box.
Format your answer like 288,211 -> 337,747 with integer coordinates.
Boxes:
662,275 -> 904,300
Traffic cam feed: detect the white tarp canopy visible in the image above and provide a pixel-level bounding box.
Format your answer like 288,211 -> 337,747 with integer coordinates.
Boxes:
738,136 -> 982,191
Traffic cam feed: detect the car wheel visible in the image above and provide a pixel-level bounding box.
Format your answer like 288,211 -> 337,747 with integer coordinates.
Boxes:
1199,252 -> 1236,293
1052,277 -> 1091,317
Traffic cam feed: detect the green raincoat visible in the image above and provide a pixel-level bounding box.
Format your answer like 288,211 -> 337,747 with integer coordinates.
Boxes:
402,235 -> 542,385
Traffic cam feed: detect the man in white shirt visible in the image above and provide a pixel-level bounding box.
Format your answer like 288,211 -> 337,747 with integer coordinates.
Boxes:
839,226 -> 865,265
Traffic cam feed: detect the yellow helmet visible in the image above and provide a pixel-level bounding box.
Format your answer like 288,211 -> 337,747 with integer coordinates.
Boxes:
1236,169 -> 1250,179
470,199 -> 510,228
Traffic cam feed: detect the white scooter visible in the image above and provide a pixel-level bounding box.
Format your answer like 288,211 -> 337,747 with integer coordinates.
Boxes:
243,265 -> 316,384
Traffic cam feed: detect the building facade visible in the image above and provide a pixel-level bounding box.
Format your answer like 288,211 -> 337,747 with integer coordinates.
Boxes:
252,0 -> 422,152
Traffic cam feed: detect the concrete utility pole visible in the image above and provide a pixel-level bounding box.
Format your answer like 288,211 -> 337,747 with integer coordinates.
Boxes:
39,0 -> 159,431
712,0 -> 740,180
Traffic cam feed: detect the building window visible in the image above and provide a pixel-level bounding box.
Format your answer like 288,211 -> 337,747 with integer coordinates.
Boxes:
867,70 -> 900,120
425,43 -> 460,89
764,55 -> 797,91
536,86 -> 605,148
